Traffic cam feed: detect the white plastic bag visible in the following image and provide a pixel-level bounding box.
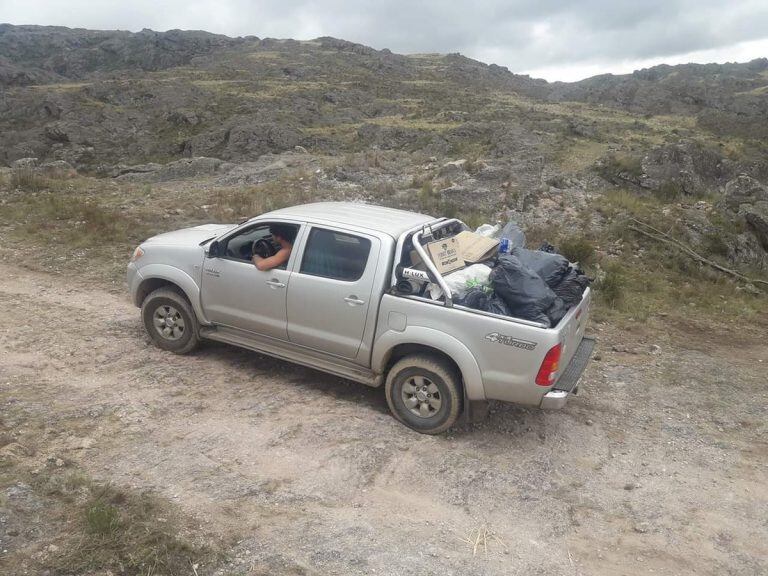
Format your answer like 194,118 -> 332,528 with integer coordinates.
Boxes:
428,263 -> 492,300
475,223 -> 500,237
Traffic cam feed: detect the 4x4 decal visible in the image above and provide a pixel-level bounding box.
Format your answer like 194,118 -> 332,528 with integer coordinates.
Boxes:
485,332 -> 537,350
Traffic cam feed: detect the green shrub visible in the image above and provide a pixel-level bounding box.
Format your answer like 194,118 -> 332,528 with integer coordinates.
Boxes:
558,235 -> 596,266
599,189 -> 661,218
459,210 -> 486,230
409,172 -> 433,189
654,180 -> 684,202
417,181 -> 438,213
87,499 -> 121,536
463,156 -> 484,175
600,153 -> 643,179
596,263 -> 625,308
702,231 -> 730,259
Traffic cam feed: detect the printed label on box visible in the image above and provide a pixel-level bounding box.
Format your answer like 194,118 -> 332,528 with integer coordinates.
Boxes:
425,236 -> 463,274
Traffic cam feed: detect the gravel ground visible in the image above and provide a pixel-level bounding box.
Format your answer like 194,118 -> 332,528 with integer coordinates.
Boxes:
0,263 -> 766,576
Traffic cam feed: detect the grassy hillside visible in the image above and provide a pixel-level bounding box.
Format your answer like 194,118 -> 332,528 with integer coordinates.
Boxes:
0,25 -> 766,327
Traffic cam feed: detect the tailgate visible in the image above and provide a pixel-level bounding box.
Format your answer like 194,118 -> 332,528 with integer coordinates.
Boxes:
555,287 -> 591,383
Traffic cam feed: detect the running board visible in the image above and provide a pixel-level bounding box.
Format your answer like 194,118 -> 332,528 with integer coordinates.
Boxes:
200,327 -> 380,387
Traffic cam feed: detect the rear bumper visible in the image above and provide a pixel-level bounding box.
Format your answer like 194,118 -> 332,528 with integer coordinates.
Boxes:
540,336 -> 595,409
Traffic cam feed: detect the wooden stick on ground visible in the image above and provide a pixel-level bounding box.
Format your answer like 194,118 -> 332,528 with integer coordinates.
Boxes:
628,217 -> 768,289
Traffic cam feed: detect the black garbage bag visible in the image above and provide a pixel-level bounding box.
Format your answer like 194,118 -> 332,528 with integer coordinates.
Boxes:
458,288 -> 511,316
498,221 -> 526,248
553,267 -> 591,307
510,246 -> 570,288
490,255 -> 555,326
546,297 -> 568,326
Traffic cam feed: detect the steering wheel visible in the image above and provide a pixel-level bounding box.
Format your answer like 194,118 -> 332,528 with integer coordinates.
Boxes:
252,238 -> 278,259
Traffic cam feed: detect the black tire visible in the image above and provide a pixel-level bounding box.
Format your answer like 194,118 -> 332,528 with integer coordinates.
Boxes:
141,287 -> 199,354
385,354 -> 463,434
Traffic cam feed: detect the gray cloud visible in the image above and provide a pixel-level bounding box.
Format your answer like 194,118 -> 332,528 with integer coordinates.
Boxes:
1,0 -> 767,79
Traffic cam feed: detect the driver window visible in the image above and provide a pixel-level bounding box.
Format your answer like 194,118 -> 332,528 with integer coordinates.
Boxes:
223,222 -> 299,269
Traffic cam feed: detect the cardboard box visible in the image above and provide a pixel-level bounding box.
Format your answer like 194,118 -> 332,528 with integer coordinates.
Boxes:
455,231 -> 499,263
424,236 -> 464,274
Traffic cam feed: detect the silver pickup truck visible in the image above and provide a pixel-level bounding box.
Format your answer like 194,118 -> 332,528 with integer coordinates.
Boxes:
127,202 -> 594,433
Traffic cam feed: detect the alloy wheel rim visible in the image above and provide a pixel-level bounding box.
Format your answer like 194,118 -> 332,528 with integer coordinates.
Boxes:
153,305 -> 185,341
401,375 -> 441,418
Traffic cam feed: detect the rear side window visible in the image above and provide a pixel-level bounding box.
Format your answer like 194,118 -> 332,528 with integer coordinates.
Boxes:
300,228 -> 371,281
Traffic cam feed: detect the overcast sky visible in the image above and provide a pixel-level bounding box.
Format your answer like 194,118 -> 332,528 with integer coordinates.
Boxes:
2,0 -> 767,81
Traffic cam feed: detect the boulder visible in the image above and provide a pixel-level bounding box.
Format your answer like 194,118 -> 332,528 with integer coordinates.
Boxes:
228,123 -> 303,158
438,159 -> 466,177
10,157 -> 38,168
744,202 -> 768,252
44,123 -> 70,143
165,109 -> 201,126
39,160 -> 75,176
639,144 -> 703,195
724,174 -> 768,210
112,163 -> 162,178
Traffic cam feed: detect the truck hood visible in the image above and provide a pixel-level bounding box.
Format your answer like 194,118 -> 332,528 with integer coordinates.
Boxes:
143,223 -> 237,247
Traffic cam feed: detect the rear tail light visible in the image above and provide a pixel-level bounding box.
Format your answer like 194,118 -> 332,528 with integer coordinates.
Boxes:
536,343 -> 562,386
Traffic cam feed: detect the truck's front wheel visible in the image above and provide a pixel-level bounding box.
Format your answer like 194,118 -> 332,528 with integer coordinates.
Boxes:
141,287 -> 200,354
385,355 -> 462,434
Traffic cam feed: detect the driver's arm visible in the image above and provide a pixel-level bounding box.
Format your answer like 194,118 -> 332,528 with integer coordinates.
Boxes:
252,247 -> 291,271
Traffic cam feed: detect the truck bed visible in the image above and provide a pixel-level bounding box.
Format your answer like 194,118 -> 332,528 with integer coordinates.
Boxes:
376,287 -> 591,406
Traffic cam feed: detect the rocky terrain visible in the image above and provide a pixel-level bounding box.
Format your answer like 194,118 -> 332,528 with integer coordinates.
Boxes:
1,24 -> 768,275
0,24 -> 767,576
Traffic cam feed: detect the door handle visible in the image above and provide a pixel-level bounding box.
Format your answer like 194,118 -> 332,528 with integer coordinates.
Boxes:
266,278 -> 286,289
344,295 -> 366,306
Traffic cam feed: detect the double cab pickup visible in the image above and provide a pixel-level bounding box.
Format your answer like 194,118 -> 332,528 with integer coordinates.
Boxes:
127,202 -> 594,433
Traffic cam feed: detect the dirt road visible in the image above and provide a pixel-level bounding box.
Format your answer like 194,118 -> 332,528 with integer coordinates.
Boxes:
1,263 -> 766,575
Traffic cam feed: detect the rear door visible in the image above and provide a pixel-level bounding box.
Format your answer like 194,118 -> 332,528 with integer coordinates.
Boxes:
286,226 -> 379,359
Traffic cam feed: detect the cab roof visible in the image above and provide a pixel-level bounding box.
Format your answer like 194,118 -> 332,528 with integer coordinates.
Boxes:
258,202 -> 437,238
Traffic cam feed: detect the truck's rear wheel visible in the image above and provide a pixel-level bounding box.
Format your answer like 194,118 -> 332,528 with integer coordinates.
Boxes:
141,287 -> 199,354
385,354 -> 462,434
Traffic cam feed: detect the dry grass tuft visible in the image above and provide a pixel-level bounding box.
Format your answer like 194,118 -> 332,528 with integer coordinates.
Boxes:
52,482 -> 216,576
11,166 -> 48,191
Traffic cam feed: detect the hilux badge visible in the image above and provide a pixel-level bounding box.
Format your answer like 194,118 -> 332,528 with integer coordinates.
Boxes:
485,332 -> 537,350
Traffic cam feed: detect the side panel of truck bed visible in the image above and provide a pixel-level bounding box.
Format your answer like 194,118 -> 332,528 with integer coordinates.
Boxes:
376,295 -> 557,405
375,288 -> 591,405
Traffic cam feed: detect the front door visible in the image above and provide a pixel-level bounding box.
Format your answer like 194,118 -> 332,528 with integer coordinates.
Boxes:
287,226 -> 379,359
201,221 -> 302,340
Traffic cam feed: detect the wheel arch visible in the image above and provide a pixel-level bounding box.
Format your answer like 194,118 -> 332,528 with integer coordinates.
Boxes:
373,327 -> 485,400
133,264 -> 209,324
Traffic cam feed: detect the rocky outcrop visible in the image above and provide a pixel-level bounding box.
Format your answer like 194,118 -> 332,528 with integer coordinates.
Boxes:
745,210 -> 768,252
182,123 -> 305,161
0,24 -> 245,86
725,174 -> 768,210
724,174 -> 768,254
598,142 -> 737,196
10,157 -> 38,168
356,124 -> 423,151
113,157 -> 233,181
549,58 -> 768,138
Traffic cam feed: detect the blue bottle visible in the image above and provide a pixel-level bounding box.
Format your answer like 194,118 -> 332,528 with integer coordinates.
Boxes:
499,237 -> 510,254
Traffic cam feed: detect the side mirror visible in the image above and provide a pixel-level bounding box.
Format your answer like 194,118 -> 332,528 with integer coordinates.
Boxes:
207,240 -> 221,258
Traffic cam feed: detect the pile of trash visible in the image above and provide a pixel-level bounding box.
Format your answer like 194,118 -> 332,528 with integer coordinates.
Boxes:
423,221 -> 591,327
